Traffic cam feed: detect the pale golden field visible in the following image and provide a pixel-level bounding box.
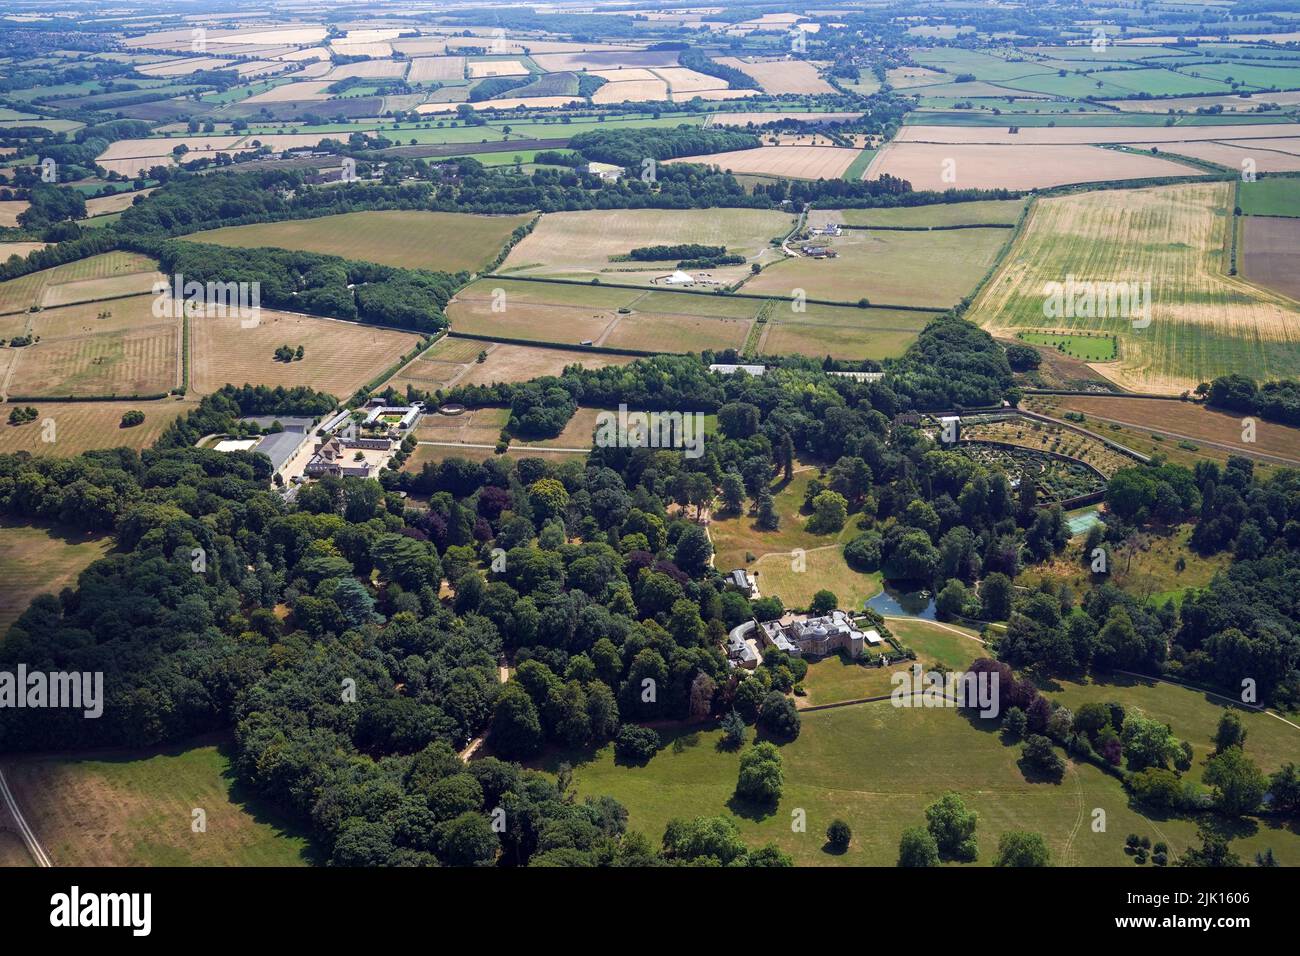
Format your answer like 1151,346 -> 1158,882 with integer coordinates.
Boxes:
467,59 -> 528,77
499,208 -> 794,286
323,59 -> 408,80
591,80 -> 669,104
407,57 -> 465,83
668,145 -> 862,180
0,252 -> 159,315
242,80 -> 334,102
0,201 -> 28,228
7,323 -> 180,398
190,311 -> 418,396
970,183 -> 1300,393
650,67 -> 731,94
82,188 -> 155,217
1159,139 -> 1300,173
0,243 -> 45,263
865,143 -> 1202,191
715,57 -> 835,94
40,271 -> 164,308
1104,90 -> 1300,112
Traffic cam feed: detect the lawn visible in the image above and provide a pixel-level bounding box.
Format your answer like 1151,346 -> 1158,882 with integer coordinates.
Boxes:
0,519 -> 111,635
1,741 -> 316,866
752,545 -> 880,612
550,699 -> 1300,865
1044,675 -> 1300,785
709,469 -> 860,571
187,210 -> 535,273
1017,330 -> 1118,361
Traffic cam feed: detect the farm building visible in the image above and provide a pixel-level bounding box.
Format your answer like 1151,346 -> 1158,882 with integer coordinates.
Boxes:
726,568 -> 758,597
362,402 -> 424,435
583,161 -> 623,181
800,244 -> 837,258
710,363 -> 767,377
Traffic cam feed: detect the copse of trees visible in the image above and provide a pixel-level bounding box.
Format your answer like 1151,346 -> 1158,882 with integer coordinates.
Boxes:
567,126 -> 762,167
1204,372 -> 1300,427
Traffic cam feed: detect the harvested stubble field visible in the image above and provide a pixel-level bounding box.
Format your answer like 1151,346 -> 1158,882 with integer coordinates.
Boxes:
190,311 -> 420,396
746,224 -> 1011,308
82,188 -> 155,217
7,320 -> 180,398
838,199 -> 1026,227
27,293 -> 167,339
407,57 -> 466,83
592,79 -> 669,104
864,142 -> 1201,191
758,307 -> 926,361
188,210 -> 534,273
0,397 -> 197,457
0,201 -> 28,227
666,145 -> 862,180
1025,394 -> 1300,467
39,270 -> 164,308
714,57 -> 836,95
1241,216 -> 1300,302
0,251 -> 160,315
0,519 -> 112,635
448,280 -> 758,353
1161,139 -> 1300,173
499,208 -> 794,286
386,338 -> 635,393
971,182 -> 1300,393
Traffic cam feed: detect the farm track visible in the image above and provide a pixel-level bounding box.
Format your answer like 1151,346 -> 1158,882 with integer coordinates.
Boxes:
0,766 -> 51,867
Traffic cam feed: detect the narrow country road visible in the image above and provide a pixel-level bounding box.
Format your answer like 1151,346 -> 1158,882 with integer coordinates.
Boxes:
0,766 -> 51,867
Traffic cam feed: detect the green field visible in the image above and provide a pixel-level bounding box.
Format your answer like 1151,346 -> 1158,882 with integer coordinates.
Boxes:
1045,676 -> 1300,786
747,224 -> 1012,309
5,743 -> 315,866
1018,330 -> 1118,361
0,519 -> 111,635
840,199 -> 1026,227
550,689 -> 1300,866
1239,177 -> 1300,217
187,210 -> 535,273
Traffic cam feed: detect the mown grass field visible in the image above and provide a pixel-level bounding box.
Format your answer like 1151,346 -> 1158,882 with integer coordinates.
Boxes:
0,519 -> 111,636
190,310 -> 420,397
747,225 -> 1011,308
751,545 -> 880,613
709,469 -> 860,572
753,300 -> 932,362
1239,177 -> 1300,218
499,208 -> 794,287
971,183 -> 1300,393
0,251 -> 159,315
1017,330 -> 1117,361
1,742 -> 314,866
187,210 -> 535,273
0,397 -> 197,457
840,199 -> 1026,227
